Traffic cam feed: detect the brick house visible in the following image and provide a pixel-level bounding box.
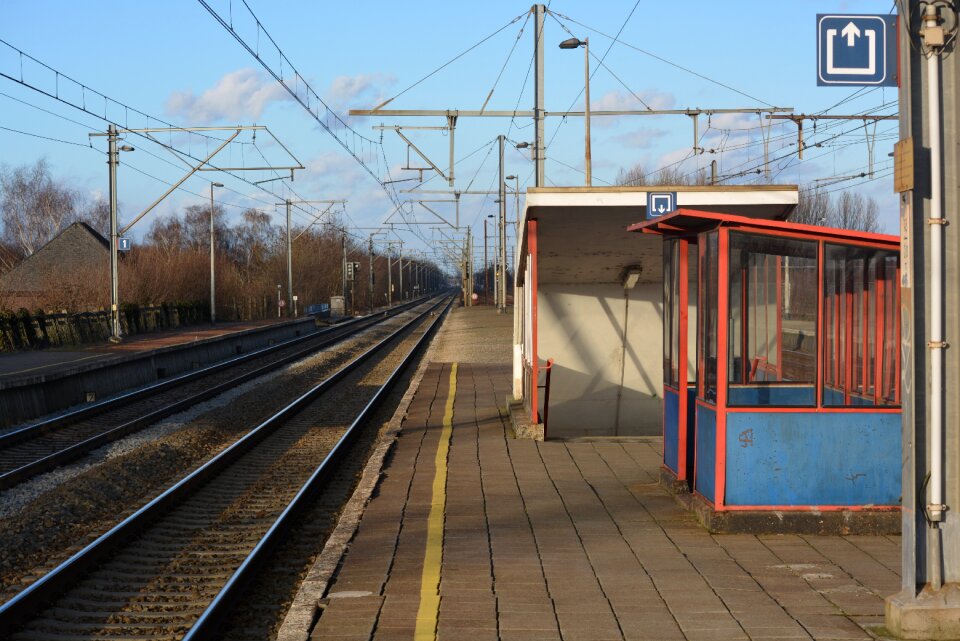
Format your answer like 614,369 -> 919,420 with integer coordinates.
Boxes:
0,222 -> 110,311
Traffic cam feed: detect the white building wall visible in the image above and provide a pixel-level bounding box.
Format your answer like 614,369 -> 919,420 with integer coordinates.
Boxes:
537,282 -> 663,438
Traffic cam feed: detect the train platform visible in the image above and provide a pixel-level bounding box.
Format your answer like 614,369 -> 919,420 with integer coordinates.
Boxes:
0,319 -> 286,383
295,305 -> 902,641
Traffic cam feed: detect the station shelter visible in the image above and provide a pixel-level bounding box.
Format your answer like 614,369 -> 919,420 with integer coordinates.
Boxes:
512,186 -> 799,439
629,208 -> 901,515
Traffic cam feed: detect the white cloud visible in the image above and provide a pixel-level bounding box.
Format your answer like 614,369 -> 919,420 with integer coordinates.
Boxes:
165,68 -> 291,122
618,128 -> 670,149
326,73 -> 396,113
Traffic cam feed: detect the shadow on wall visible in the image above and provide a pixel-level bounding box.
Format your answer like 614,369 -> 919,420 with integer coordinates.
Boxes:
546,363 -> 662,439
537,281 -> 664,439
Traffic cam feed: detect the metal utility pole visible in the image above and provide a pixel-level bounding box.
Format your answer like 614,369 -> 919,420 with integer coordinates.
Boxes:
106,125 -> 121,341
386,248 -> 393,308
283,199 -> 344,318
583,37 -> 591,185
466,227 -> 474,307
886,2 -> 960,638
534,3 -> 546,187
398,251 -> 404,301
498,135 -> 507,313
209,182 -> 223,323
285,200 -> 293,318
368,234 -> 375,314
341,233 -> 348,303
484,217 -> 490,305
91,123 -> 301,334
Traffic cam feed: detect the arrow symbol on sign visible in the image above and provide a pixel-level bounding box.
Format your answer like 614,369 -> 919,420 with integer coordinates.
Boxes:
657,205 -> 666,213
826,26 -> 877,76
841,21 -> 861,46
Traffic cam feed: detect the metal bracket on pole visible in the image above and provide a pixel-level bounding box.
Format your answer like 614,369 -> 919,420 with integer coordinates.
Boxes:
120,130 -> 239,235
392,127 -> 449,183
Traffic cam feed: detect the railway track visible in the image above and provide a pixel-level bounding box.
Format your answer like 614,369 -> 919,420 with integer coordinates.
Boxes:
0,294 -> 452,640
0,297 -> 428,490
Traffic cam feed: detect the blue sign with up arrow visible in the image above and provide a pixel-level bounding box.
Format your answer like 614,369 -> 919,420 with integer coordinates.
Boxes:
817,14 -> 897,87
647,192 -> 677,218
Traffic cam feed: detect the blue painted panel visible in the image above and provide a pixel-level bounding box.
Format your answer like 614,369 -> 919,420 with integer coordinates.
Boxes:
694,404 -> 717,503
728,385 -> 816,407
823,387 -> 878,407
725,412 -> 901,506
823,387 -> 845,406
685,388 -> 697,479
663,388 -> 680,474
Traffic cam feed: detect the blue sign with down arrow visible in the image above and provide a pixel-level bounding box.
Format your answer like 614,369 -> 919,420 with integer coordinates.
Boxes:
647,192 -> 677,219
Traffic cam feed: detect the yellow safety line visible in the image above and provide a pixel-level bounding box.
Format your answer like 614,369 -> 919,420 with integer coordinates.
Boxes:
414,362 -> 457,641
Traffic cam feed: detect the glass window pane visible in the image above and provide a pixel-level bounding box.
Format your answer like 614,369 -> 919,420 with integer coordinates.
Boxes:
663,240 -> 673,386
663,240 -> 681,388
727,232 -> 817,407
700,232 -> 718,402
823,244 -> 899,407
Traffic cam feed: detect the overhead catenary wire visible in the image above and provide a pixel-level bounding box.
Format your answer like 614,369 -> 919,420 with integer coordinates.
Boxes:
548,10 -> 776,107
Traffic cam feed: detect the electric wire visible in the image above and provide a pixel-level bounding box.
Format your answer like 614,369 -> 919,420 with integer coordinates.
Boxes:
548,10 -> 776,106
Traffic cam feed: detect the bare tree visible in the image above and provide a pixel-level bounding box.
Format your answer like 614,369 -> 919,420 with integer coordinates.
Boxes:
791,188 -> 830,226
0,159 -> 81,255
831,191 -> 880,232
81,195 -> 111,238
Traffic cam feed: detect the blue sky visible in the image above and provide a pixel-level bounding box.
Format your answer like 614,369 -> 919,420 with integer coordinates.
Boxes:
0,1 -> 900,268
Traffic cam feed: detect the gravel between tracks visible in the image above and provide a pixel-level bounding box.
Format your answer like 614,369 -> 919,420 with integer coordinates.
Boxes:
5,302 -> 443,640
0,306 -> 428,606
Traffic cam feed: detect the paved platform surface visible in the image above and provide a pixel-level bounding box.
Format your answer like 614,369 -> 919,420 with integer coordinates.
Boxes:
0,319 -> 289,381
310,307 -> 902,641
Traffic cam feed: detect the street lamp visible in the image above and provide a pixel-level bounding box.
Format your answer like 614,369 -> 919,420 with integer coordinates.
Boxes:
505,174 -> 520,233
209,182 -> 224,323
560,36 -> 591,186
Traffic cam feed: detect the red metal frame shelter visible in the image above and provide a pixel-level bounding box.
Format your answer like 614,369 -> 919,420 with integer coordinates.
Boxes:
631,208 -> 901,513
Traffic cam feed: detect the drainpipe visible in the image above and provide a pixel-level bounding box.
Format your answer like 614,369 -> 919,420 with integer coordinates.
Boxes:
923,1 -> 947,590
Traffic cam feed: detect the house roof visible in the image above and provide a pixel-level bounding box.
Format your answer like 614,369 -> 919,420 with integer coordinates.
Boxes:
0,221 -> 110,294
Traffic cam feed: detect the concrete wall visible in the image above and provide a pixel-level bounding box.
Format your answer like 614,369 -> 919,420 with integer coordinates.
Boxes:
537,282 -> 662,438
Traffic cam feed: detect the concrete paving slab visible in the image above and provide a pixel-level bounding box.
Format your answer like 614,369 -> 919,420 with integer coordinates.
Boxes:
297,306 -> 903,641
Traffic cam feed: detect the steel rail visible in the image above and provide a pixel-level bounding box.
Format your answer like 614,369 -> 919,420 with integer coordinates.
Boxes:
184,295 -> 452,639
0,295 -> 451,635
0,298 -> 429,490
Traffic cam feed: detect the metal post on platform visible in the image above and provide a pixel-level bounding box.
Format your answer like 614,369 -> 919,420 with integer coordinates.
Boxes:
209,182 -> 223,324
498,135 -> 507,313
533,3 -> 545,187
107,125 -> 121,341
886,2 -> 960,637
485,216 -> 491,305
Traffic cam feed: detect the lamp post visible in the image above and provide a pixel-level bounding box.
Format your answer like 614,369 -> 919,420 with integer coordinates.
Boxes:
560,36 -> 591,186
209,182 -> 224,323
506,174 -> 520,233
